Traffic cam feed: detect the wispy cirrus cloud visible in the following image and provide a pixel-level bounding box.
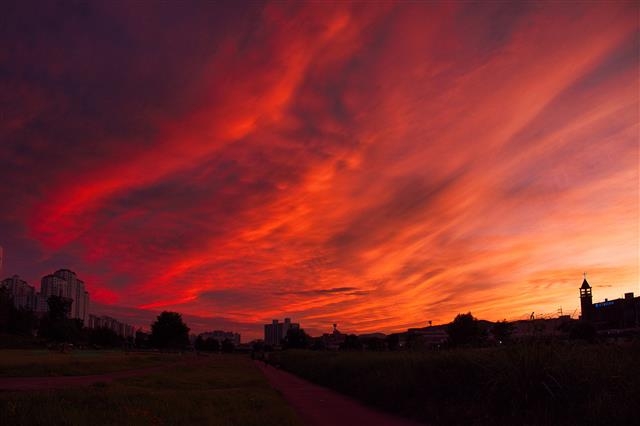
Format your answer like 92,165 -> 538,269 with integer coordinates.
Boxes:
0,1 -> 637,339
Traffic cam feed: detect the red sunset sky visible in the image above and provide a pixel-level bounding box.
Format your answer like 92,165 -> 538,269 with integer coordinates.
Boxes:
0,1 -> 638,340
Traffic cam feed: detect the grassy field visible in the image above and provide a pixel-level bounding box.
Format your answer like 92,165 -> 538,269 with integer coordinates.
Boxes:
0,350 -> 186,377
270,342 -> 640,425
0,354 -> 301,426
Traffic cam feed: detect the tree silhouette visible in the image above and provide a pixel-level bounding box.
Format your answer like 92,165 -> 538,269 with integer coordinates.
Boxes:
447,312 -> 487,347
47,295 -> 72,321
11,307 -> 37,336
39,295 -> 82,342
0,287 -> 14,332
150,311 -> 190,349
284,327 -> 310,349
0,287 -> 37,336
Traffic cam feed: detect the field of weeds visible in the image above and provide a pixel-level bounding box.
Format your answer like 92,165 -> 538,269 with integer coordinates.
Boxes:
0,354 -> 301,426
270,342 -> 640,425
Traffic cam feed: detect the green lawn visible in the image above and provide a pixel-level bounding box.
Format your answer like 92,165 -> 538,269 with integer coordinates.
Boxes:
0,350 -> 185,377
0,354 -> 301,426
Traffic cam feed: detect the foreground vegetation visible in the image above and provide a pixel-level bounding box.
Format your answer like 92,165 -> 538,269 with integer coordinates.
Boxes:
0,354 -> 301,426
0,350 -> 186,377
270,342 -> 640,425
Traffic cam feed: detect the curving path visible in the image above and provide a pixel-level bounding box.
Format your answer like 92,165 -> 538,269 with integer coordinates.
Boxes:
256,361 -> 423,426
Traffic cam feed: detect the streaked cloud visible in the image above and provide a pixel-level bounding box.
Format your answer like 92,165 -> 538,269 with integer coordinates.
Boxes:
0,1 -> 637,339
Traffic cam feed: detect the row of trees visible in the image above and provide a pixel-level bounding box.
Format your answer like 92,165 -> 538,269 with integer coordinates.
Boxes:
1,288 -> 84,342
149,311 -> 239,352
255,312 -> 597,353
194,336 -> 235,353
5,285 -> 595,351
1,287 -> 197,350
445,312 -> 596,346
0,287 -> 38,336
1,288 -> 128,347
253,314 -> 493,352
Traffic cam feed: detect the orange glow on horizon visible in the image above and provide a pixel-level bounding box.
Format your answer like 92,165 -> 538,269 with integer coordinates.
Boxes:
1,2 -> 637,339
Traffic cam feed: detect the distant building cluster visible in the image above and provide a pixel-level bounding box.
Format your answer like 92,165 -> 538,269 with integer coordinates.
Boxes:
406,325 -> 449,347
199,330 -> 241,346
321,323 -> 346,350
1,266 -> 133,337
1,269 -> 89,322
41,269 -> 89,322
264,317 -> 299,346
1,275 -> 38,311
254,277 -> 640,351
579,277 -> 639,329
87,314 -> 135,339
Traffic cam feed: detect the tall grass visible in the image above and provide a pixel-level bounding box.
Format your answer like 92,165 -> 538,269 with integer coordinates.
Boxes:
271,342 -> 640,425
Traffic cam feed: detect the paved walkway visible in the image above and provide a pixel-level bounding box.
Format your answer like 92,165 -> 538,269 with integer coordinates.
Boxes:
256,362 -> 423,426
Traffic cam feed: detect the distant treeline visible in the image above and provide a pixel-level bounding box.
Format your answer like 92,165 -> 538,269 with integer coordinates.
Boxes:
255,312 -> 604,353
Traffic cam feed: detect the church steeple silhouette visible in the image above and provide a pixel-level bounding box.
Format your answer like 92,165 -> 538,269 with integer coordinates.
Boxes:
579,273 -> 593,321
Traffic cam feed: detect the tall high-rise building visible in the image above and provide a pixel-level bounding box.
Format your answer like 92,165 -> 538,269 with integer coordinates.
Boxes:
264,317 -> 299,346
40,274 -> 64,297
2,268 -> 91,323
40,269 -> 89,323
1,275 -> 37,310
56,269 -> 88,322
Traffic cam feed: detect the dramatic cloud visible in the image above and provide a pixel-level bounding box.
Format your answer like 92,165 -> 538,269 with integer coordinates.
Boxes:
0,2 -> 637,339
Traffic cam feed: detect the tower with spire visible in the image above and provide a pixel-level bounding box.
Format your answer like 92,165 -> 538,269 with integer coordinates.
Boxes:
579,273 -> 593,321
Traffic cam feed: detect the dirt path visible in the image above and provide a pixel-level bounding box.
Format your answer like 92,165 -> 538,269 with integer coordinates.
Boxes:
0,365 -> 170,391
256,362 -> 423,426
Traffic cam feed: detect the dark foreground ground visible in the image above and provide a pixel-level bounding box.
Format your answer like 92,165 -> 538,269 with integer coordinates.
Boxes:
270,342 -> 640,425
2,343 -> 638,425
0,352 -> 301,426
0,350 -> 423,426
257,360 -> 421,426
